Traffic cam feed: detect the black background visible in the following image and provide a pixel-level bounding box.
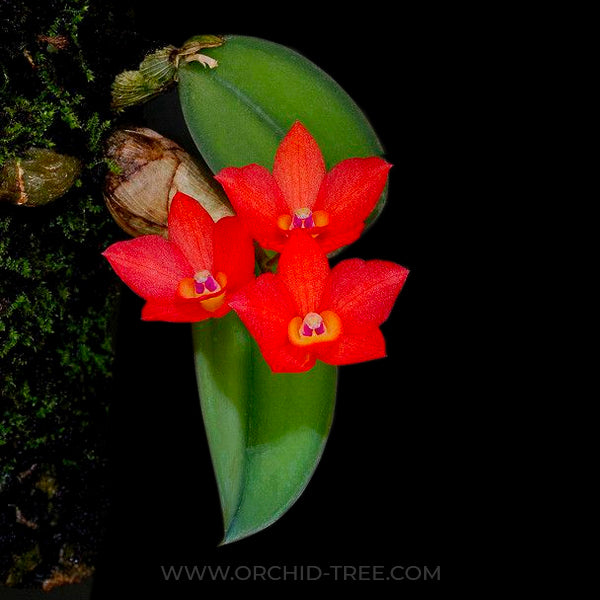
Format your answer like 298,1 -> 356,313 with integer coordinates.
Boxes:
90,2 -> 471,595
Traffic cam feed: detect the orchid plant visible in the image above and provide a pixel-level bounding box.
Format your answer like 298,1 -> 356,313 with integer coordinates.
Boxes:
103,121 -> 408,543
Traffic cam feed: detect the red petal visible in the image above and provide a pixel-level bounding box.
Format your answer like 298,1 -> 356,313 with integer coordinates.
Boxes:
229,274 -> 313,373
212,216 -> 255,293
215,165 -> 288,251
103,236 -> 191,300
315,328 -> 387,365
168,191 -> 214,273
273,121 -> 326,211
320,259 -> 409,332
316,222 -> 364,255
315,157 -> 391,229
141,298 -> 219,322
277,231 -> 330,317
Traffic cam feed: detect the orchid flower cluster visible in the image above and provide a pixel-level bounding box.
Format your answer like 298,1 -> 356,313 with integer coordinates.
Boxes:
103,122 -> 408,373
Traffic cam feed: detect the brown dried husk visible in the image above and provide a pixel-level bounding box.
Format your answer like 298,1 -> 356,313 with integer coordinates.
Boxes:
103,127 -> 233,237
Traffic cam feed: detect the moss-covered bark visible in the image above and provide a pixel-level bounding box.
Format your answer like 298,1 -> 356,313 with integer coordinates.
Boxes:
0,0 -> 152,589
0,192 -> 120,589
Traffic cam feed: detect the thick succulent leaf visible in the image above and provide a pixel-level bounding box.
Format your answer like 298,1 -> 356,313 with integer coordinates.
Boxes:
177,35 -> 388,228
192,312 -> 337,544
180,35 -> 376,542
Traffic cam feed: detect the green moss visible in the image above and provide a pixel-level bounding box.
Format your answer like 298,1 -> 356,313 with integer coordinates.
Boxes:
0,191 -> 121,456
5,545 -> 42,587
0,0 -> 150,587
0,0 -> 113,167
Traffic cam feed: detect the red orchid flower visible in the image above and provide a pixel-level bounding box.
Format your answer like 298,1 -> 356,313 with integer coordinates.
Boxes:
102,192 -> 255,322
229,230 -> 408,373
215,121 -> 391,254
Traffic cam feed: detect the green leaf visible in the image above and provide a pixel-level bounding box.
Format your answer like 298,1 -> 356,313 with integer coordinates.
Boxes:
177,34 -> 388,229
192,312 -> 337,544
